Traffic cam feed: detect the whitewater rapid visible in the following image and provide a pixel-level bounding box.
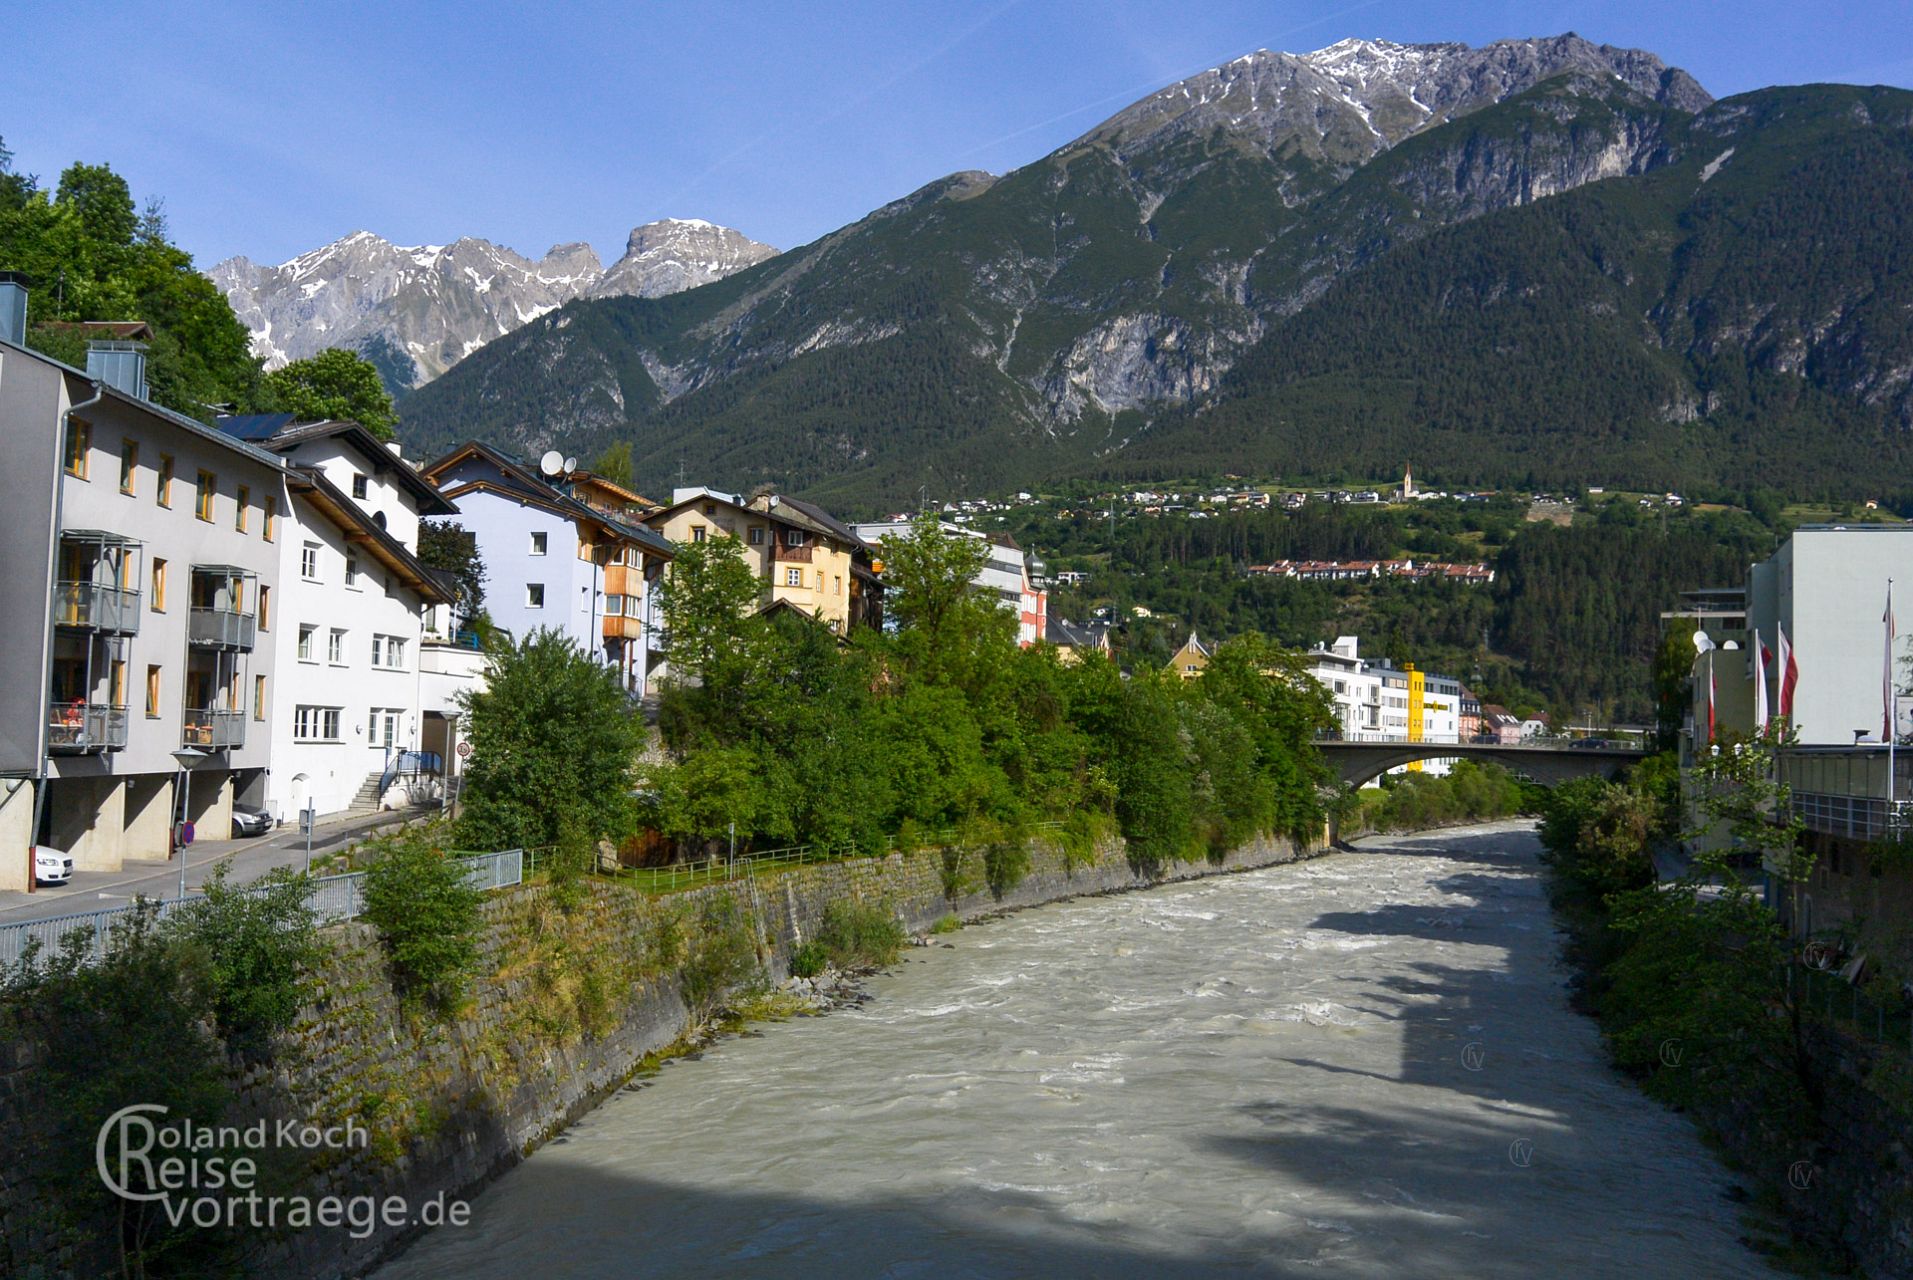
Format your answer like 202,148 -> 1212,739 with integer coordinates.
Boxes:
375,821 -> 1765,1278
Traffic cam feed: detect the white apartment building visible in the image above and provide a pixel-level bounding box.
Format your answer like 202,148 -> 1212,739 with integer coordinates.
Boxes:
1743,525 -> 1913,746
1303,635 -> 1461,777
216,417 -> 456,823
0,279 -> 285,889
855,520 -> 1049,646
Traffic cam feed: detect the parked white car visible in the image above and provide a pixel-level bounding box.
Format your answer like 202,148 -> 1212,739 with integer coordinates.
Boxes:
34,846 -> 73,886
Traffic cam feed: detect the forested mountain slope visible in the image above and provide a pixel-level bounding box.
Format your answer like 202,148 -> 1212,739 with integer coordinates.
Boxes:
397,38 -> 1912,511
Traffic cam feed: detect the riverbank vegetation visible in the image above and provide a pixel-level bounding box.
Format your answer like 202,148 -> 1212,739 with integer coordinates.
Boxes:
640,519 -> 1337,884
1350,761 -> 1532,833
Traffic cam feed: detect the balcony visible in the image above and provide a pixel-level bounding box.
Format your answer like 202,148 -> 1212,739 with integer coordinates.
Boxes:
54,581 -> 142,635
182,708 -> 245,751
772,541 -> 814,564
48,703 -> 128,753
189,607 -> 256,651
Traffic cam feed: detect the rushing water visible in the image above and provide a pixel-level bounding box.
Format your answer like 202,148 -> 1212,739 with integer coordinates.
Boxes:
377,822 -> 1766,1278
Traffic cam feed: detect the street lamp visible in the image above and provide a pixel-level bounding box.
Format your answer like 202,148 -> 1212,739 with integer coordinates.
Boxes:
170,746 -> 210,901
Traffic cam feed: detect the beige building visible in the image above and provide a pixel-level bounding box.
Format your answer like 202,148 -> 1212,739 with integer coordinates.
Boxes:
645,488 -> 882,642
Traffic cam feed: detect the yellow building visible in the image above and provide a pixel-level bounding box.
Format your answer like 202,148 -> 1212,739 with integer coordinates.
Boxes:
1167,631 -> 1211,679
644,488 -> 882,637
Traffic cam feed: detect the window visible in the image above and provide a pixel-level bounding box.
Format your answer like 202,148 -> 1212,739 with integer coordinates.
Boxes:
145,666 -> 161,718
784,529 -> 806,547
834,575 -> 842,596
748,527 -> 764,546
195,470 -> 216,521
293,706 -> 342,742
369,708 -> 400,750
297,624 -> 316,662
234,486 -> 249,531
151,558 -> 167,611
351,474 -> 368,500
156,455 -> 173,507
526,583 -> 545,608
119,439 -> 138,494
816,571 -> 824,591
529,531 -> 547,556
256,585 -> 270,631
372,635 -> 407,669
63,418 -> 89,478
605,595 -> 624,617
253,676 -> 266,721
785,567 -> 803,587
691,526 -> 706,544
345,552 -> 359,588
110,659 -> 126,709
328,628 -> 346,664
301,542 -> 320,581
263,494 -> 276,541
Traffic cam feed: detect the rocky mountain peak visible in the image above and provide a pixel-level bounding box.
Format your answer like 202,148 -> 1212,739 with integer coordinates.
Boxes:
1082,33 -> 1711,166
209,218 -> 773,391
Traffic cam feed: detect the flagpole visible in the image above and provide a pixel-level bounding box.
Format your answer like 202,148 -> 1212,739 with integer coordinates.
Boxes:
1890,579 -> 1898,814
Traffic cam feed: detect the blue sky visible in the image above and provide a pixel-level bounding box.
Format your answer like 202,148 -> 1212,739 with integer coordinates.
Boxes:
5,0 -> 1910,269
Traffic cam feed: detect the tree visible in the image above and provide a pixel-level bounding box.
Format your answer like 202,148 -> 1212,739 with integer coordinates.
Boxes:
417,520 -> 488,631
455,628 -> 643,851
358,827 -> 484,1008
0,135 -> 34,211
166,864 -> 318,1059
657,534 -> 765,692
262,347 -> 399,438
592,440 -> 634,488
55,162 -> 137,246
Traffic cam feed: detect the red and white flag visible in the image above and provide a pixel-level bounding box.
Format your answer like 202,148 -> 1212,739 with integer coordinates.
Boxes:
1753,629 -> 1770,732
1776,625 -> 1799,720
1708,660 -> 1717,743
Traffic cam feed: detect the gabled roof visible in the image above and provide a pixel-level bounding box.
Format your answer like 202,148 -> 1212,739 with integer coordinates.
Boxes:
286,466 -> 451,603
423,440 -> 675,560
645,487 -> 869,554
217,416 -> 456,516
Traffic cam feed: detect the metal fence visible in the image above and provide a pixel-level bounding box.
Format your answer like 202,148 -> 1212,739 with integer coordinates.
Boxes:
0,848 -> 522,971
1790,960 -> 1913,1057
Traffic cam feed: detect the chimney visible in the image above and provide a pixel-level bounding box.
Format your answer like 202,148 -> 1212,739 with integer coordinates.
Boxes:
0,272 -> 26,346
87,340 -> 148,400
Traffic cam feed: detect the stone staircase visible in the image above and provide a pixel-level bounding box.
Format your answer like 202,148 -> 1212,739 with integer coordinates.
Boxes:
344,771 -> 385,815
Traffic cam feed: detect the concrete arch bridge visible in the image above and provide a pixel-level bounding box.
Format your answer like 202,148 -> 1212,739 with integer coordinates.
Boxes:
1315,739 -> 1647,790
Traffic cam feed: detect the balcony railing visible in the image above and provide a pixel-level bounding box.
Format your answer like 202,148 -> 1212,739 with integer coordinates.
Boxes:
48,703 -> 128,753
182,708 -> 245,750
54,582 -> 141,635
772,541 -> 814,564
189,607 -> 256,651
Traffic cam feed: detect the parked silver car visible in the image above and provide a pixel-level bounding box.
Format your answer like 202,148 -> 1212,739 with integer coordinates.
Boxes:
231,805 -> 273,838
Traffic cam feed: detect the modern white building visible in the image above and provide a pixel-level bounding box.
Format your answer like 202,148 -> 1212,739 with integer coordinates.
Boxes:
216,417 -> 455,823
1744,525 -> 1913,746
1302,635 -> 1461,776
0,278 -> 285,889
855,519 -> 1049,646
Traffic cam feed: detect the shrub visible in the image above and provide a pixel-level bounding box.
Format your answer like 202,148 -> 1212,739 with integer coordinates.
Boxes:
679,892 -> 762,1019
929,912 -> 961,935
816,899 -> 906,970
358,829 -> 485,1009
789,940 -> 828,979
167,863 -> 318,1058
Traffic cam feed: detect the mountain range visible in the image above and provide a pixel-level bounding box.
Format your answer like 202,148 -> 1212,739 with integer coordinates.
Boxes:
385,34 -> 1913,510
209,218 -> 777,393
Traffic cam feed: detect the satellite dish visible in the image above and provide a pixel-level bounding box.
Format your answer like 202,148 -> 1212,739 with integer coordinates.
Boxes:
563,456 -> 578,475
539,450 -> 564,478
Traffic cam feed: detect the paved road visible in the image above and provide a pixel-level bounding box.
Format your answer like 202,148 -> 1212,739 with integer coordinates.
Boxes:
0,807 -> 433,925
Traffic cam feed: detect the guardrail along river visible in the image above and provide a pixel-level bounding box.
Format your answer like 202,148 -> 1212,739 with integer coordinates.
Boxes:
377,822 -> 1766,1278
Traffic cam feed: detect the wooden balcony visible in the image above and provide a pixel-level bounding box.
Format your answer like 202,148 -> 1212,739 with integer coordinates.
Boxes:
603,613 -> 644,642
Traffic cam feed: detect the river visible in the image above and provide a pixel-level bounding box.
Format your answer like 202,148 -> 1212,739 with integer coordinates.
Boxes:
375,822 -> 1767,1278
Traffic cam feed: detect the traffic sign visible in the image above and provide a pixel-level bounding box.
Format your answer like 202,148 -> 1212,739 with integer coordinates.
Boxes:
180,821 -> 195,846
456,740 -> 473,759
